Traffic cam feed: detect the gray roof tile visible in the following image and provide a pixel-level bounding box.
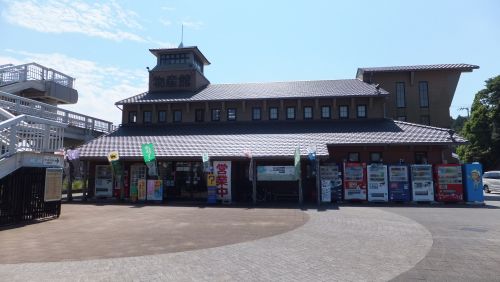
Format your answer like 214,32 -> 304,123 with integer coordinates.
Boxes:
357,63 -> 479,74
115,79 -> 388,105
78,119 -> 466,160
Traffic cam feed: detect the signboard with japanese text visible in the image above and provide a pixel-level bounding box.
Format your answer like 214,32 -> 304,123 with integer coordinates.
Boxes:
213,161 -> 231,202
207,173 -> 217,204
44,168 -> 63,202
257,166 -> 296,181
138,179 -> 147,201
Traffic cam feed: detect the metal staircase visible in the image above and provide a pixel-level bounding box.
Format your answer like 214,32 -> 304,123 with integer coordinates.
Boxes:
0,114 -> 66,179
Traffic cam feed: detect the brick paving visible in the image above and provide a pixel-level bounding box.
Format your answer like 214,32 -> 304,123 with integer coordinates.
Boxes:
0,205 -> 431,281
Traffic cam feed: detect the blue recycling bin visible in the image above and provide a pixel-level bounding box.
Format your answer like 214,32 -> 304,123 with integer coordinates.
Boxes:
462,163 -> 484,203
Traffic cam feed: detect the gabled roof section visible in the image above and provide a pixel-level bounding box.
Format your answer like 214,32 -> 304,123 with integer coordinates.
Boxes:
78,119 -> 466,159
115,79 -> 388,105
357,63 -> 479,78
149,46 -> 210,65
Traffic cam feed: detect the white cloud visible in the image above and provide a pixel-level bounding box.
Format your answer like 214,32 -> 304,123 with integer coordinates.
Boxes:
1,0 -> 146,42
160,19 -> 172,27
182,20 -> 204,30
161,6 -> 175,11
1,50 -> 148,125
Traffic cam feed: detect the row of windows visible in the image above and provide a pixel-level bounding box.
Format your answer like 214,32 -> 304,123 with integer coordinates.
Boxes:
129,105 -> 368,124
396,81 -> 429,108
159,53 -> 188,65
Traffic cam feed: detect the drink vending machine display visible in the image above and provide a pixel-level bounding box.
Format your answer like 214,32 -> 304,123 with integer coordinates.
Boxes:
343,163 -> 367,201
462,163 -> 484,203
320,164 -> 343,202
410,164 -> 434,202
434,164 -> 463,202
367,164 -> 388,202
388,165 -> 410,202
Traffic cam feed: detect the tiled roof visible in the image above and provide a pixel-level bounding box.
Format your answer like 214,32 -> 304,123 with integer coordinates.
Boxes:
115,79 -> 388,105
78,119 -> 466,160
357,64 -> 479,74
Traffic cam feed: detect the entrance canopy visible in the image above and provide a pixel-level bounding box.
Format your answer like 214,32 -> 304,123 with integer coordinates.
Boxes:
78,119 -> 466,160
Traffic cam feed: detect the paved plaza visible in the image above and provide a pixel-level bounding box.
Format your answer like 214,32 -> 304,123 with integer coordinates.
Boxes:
0,193 -> 499,281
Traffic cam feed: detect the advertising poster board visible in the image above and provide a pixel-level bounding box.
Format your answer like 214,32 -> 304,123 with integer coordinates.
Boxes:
213,161 -> 231,202
147,180 -> 163,201
257,166 -> 296,181
138,179 -> 147,200
44,168 -> 63,202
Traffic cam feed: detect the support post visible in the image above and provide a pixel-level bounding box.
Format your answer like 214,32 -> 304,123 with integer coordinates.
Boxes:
252,158 -> 257,205
82,161 -> 89,201
316,158 -> 320,205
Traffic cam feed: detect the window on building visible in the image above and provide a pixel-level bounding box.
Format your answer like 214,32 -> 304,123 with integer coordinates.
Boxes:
357,105 -> 367,118
370,152 -> 382,163
415,152 -> 428,164
420,115 -> 430,125
128,111 -> 137,123
173,110 -> 182,122
227,108 -> 237,121
158,111 -> 166,123
159,53 -> 188,65
252,107 -> 261,120
321,106 -> 331,119
195,109 -> 204,122
143,111 -> 152,124
339,105 -> 349,119
269,107 -> 279,120
211,109 -> 221,121
419,81 -> 429,108
286,107 -> 296,120
348,152 -> 360,162
397,116 -> 407,122
396,82 -> 406,108
303,106 -> 313,120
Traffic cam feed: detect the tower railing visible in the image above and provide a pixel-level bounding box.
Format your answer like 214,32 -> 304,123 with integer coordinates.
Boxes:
0,62 -> 74,88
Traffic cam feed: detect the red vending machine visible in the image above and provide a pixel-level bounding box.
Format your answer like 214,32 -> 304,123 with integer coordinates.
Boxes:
434,164 -> 464,202
343,162 -> 367,201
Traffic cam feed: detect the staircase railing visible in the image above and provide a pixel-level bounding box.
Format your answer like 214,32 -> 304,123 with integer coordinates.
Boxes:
0,115 -> 66,160
0,90 -> 116,133
0,62 -> 74,88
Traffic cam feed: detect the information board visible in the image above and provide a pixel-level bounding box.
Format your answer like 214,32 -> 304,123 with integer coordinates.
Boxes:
44,168 -> 63,202
257,166 -> 296,181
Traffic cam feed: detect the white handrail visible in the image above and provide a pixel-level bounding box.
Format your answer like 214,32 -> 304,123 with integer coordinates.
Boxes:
0,90 -> 116,133
0,114 -> 66,159
0,62 -> 75,88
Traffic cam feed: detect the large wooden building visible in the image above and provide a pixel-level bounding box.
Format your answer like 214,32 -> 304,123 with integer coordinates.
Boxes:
78,46 -> 475,204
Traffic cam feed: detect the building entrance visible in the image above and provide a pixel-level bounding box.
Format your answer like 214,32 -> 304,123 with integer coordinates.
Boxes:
171,161 -> 207,201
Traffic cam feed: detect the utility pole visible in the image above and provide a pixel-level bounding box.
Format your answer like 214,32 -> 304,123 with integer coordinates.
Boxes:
458,107 -> 470,118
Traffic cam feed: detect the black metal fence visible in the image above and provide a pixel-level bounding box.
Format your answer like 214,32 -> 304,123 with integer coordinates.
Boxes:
0,167 -> 61,226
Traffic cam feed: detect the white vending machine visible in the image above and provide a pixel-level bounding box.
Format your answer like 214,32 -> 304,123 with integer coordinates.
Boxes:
95,165 -> 113,197
410,164 -> 434,202
367,164 -> 388,202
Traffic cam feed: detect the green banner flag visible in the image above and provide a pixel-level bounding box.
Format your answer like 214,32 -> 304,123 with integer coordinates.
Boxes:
294,147 -> 301,180
141,143 -> 156,163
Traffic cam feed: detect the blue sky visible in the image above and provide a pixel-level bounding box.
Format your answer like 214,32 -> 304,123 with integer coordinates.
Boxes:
1,0 -> 499,125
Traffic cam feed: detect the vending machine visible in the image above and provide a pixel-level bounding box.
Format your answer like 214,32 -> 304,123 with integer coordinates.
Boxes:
367,164 -> 388,202
462,163 -> 484,203
434,164 -> 464,202
95,165 -> 113,197
320,164 -> 343,202
410,164 -> 434,202
388,165 -> 410,202
343,162 -> 367,201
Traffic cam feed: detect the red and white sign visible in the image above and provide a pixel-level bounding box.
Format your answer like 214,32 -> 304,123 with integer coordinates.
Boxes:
213,161 -> 231,202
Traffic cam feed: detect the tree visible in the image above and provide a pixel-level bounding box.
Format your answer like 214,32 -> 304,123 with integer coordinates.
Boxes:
457,75 -> 500,170
451,115 -> 468,133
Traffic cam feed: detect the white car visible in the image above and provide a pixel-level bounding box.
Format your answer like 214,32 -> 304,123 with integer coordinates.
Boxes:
483,171 -> 500,193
